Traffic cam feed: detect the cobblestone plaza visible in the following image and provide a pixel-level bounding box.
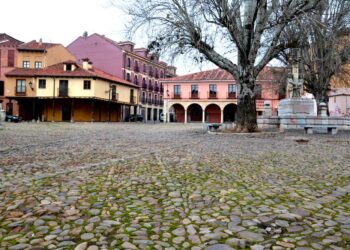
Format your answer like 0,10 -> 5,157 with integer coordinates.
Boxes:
0,123 -> 349,249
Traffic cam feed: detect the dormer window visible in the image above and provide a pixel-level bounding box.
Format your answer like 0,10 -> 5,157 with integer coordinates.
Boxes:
66,64 -> 72,71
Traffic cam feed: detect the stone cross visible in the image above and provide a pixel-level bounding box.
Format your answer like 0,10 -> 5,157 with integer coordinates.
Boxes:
288,62 -> 304,98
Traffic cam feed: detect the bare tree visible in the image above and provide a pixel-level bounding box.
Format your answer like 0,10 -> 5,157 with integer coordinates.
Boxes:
116,0 -> 318,132
280,0 -> 350,113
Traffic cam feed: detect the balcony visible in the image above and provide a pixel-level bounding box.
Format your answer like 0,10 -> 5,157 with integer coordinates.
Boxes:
159,100 -> 164,106
208,92 -> 217,99
160,86 -> 164,93
228,92 -> 237,99
149,85 -> 154,91
173,93 -> 181,99
141,97 -> 147,104
130,95 -> 136,104
190,92 -> 199,99
15,89 -> 26,96
147,99 -> 153,105
134,65 -> 140,72
155,85 -> 160,92
58,88 -> 69,97
149,71 -> 154,77
111,92 -> 119,101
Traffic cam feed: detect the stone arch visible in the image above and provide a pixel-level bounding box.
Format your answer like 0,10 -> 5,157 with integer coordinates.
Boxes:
169,103 -> 185,123
187,103 -> 203,123
205,103 -> 221,123
223,103 -> 237,122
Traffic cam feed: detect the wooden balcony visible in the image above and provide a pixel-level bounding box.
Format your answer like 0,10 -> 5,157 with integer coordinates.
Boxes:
190,92 -> 199,99
130,95 -> 136,104
173,93 -> 182,99
208,92 -> 217,99
15,90 -> 26,96
228,92 -> 237,99
58,88 -> 69,97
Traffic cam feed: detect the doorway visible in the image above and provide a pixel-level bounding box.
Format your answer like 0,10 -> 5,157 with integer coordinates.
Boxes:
62,104 -> 71,121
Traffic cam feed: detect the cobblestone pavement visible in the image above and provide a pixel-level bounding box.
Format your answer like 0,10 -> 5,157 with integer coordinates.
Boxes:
0,123 -> 349,250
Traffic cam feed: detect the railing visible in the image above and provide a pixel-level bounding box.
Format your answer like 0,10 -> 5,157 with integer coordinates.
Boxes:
155,86 -> 160,92
149,85 -> 154,91
159,100 -> 164,106
208,92 -> 217,99
111,92 -> 119,101
141,97 -> 147,104
130,95 -> 136,104
15,89 -> 26,96
160,87 -> 164,93
173,93 -> 181,99
155,73 -> 159,79
149,71 -> 153,77
142,83 -> 148,89
58,88 -> 69,97
148,99 -> 153,105
134,66 -> 139,72
228,92 -> 237,99
190,92 -> 199,99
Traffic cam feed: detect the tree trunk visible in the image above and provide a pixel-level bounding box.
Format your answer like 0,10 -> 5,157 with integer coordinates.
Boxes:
236,72 -> 258,132
236,94 -> 257,132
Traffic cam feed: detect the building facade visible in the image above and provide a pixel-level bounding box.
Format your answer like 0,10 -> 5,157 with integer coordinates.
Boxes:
17,40 -> 76,69
0,34 -> 23,114
328,88 -> 350,116
162,67 -> 284,123
67,33 -> 176,122
5,60 -> 139,122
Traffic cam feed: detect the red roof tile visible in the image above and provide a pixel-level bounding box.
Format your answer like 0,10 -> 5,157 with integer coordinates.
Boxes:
18,40 -> 59,51
0,33 -> 23,47
164,67 -> 286,82
5,62 -> 139,88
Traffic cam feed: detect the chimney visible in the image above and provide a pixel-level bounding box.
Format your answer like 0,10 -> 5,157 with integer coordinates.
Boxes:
82,58 -> 92,70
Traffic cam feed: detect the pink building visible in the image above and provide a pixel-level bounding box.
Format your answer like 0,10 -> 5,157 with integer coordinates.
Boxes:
162,67 -> 284,123
329,88 -> 350,116
67,33 -> 176,121
0,34 -> 23,114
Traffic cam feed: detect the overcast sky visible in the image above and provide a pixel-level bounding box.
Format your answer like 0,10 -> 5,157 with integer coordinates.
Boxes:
2,0 -> 214,75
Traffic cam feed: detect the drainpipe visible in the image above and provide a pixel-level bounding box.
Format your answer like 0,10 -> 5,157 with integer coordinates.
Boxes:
52,78 -> 55,122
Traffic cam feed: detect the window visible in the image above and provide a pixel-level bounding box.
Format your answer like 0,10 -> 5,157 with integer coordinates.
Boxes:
134,61 -> 139,72
160,71 -> 164,78
126,73 -> 131,82
134,75 -> 138,85
39,79 -> 46,89
111,85 -> 117,100
174,85 -> 181,95
16,79 -> 26,93
23,61 -> 30,68
142,78 -> 146,87
209,84 -> 217,94
8,50 -> 14,67
191,84 -> 198,93
84,80 -> 91,90
35,61 -> 42,69
0,81 -> 4,96
143,64 -> 147,73
255,84 -> 262,99
66,64 -> 72,71
228,84 -> 236,98
127,58 -> 131,68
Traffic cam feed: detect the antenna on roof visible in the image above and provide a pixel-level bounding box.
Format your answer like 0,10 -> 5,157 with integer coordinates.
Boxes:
83,31 -> 88,38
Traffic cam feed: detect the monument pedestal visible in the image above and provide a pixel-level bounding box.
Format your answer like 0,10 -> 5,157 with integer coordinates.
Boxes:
278,98 -> 316,117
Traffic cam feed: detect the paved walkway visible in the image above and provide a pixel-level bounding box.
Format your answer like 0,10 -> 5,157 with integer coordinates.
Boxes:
0,123 -> 349,250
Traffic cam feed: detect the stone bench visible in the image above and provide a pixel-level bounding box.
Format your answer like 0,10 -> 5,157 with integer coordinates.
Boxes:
304,126 -> 338,135
208,123 -> 222,132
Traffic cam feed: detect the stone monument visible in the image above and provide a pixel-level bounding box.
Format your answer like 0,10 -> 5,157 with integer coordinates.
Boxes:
278,58 -> 316,117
